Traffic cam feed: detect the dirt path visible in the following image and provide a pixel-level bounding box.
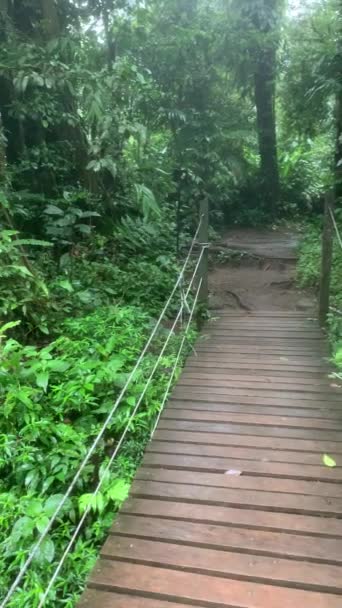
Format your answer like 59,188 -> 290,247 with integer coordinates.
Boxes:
209,227 -> 315,313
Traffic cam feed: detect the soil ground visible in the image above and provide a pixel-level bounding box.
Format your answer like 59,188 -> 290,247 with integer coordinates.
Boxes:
209,227 -> 316,313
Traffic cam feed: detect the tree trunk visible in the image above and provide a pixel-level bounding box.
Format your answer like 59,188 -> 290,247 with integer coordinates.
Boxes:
40,0 -> 60,38
254,45 -> 280,215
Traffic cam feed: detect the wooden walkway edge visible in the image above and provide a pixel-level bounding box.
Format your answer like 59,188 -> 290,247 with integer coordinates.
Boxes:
79,311 -> 342,608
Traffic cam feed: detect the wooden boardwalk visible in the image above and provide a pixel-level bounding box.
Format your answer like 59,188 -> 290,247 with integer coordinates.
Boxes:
79,311 -> 342,608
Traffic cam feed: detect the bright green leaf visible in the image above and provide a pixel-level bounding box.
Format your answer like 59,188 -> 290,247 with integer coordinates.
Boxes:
36,371 -> 49,392
323,454 -> 337,468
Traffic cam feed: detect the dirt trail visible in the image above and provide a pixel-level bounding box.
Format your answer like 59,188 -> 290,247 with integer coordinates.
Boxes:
209,227 -> 315,313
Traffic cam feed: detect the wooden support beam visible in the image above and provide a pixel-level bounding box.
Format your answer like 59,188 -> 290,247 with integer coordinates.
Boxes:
319,191 -> 335,326
198,196 -> 209,308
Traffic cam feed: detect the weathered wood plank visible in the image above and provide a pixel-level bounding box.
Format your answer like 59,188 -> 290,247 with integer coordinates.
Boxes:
101,536 -> 342,594
87,560 -> 342,607
122,497 -> 342,536
147,439 -> 342,465
131,479 -> 342,516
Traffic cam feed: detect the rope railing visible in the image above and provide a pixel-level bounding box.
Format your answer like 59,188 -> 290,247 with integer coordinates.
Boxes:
1,220 -> 206,608
37,277 -> 203,608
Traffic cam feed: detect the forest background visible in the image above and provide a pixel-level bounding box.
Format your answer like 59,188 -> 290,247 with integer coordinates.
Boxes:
0,0 -> 341,606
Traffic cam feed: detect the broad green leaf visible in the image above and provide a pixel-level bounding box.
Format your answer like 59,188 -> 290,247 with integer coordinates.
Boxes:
26,499 -> 43,517
44,204 -> 64,216
96,493 -> 105,513
0,320 -> 21,336
77,223 -> 92,235
10,265 -> 33,277
17,390 -> 33,407
323,454 -> 337,468
44,494 -> 68,517
37,537 -> 55,564
36,371 -> 49,392
79,493 -> 93,514
58,279 -> 73,293
108,479 -> 129,505
11,516 -> 34,541
36,515 -> 50,534
47,360 -> 70,373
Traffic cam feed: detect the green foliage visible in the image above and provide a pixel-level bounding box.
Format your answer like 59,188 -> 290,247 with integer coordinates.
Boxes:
0,305 -> 196,606
0,228 -> 51,334
297,218 -> 342,362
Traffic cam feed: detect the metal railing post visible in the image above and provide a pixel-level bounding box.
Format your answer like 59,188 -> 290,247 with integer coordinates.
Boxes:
319,191 -> 335,326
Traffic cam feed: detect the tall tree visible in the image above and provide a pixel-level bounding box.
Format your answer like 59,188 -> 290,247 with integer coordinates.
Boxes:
231,0 -> 283,214
252,0 -> 281,214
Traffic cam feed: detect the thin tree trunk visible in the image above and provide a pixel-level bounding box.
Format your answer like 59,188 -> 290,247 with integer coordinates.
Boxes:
254,45 -> 280,215
40,0 -> 59,38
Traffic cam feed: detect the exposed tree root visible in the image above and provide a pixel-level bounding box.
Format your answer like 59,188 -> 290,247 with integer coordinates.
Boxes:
225,290 -> 252,311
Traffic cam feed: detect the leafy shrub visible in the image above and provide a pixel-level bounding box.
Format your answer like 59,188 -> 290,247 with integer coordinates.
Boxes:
297,218 -> 342,358
0,305 -> 195,606
0,230 -> 52,335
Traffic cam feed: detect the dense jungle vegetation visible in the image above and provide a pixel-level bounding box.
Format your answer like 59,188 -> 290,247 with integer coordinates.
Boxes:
0,0 -> 341,606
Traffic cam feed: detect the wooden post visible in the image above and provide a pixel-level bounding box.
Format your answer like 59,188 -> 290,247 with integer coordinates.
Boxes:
319,191 -> 335,326
198,196 -> 209,319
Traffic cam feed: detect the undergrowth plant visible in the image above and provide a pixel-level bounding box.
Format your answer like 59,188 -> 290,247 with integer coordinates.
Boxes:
0,306 -> 196,606
297,218 -> 342,372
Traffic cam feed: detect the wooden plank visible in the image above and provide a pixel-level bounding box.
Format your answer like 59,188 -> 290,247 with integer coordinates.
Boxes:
210,332 -> 321,337
208,326 -> 321,332
197,342 -> 326,349
154,428 -> 342,453
88,560 -> 342,608
187,356 -> 329,368
101,536 -> 342,594
172,386 -> 341,403
142,452 -> 342,482
122,497 -> 342,537
195,349 -> 328,357
204,332 -> 322,339
162,408 -> 342,431
168,399 -> 342,418
196,342 -> 326,349
186,361 -> 330,374
137,467 -> 342,498
147,440 -> 342,465
180,372 -> 335,386
211,311 -> 315,316
159,419 -> 342,440
169,392 -> 337,409
177,377 -> 342,395
189,351 -> 329,360
78,589 -> 190,608
131,479 -> 342,516
208,320 -> 319,326
112,514 -> 342,563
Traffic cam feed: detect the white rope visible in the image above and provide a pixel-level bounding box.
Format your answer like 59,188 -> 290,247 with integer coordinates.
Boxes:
151,278 -> 202,438
0,220 -> 203,608
329,207 -> 342,250
36,252 -> 205,607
